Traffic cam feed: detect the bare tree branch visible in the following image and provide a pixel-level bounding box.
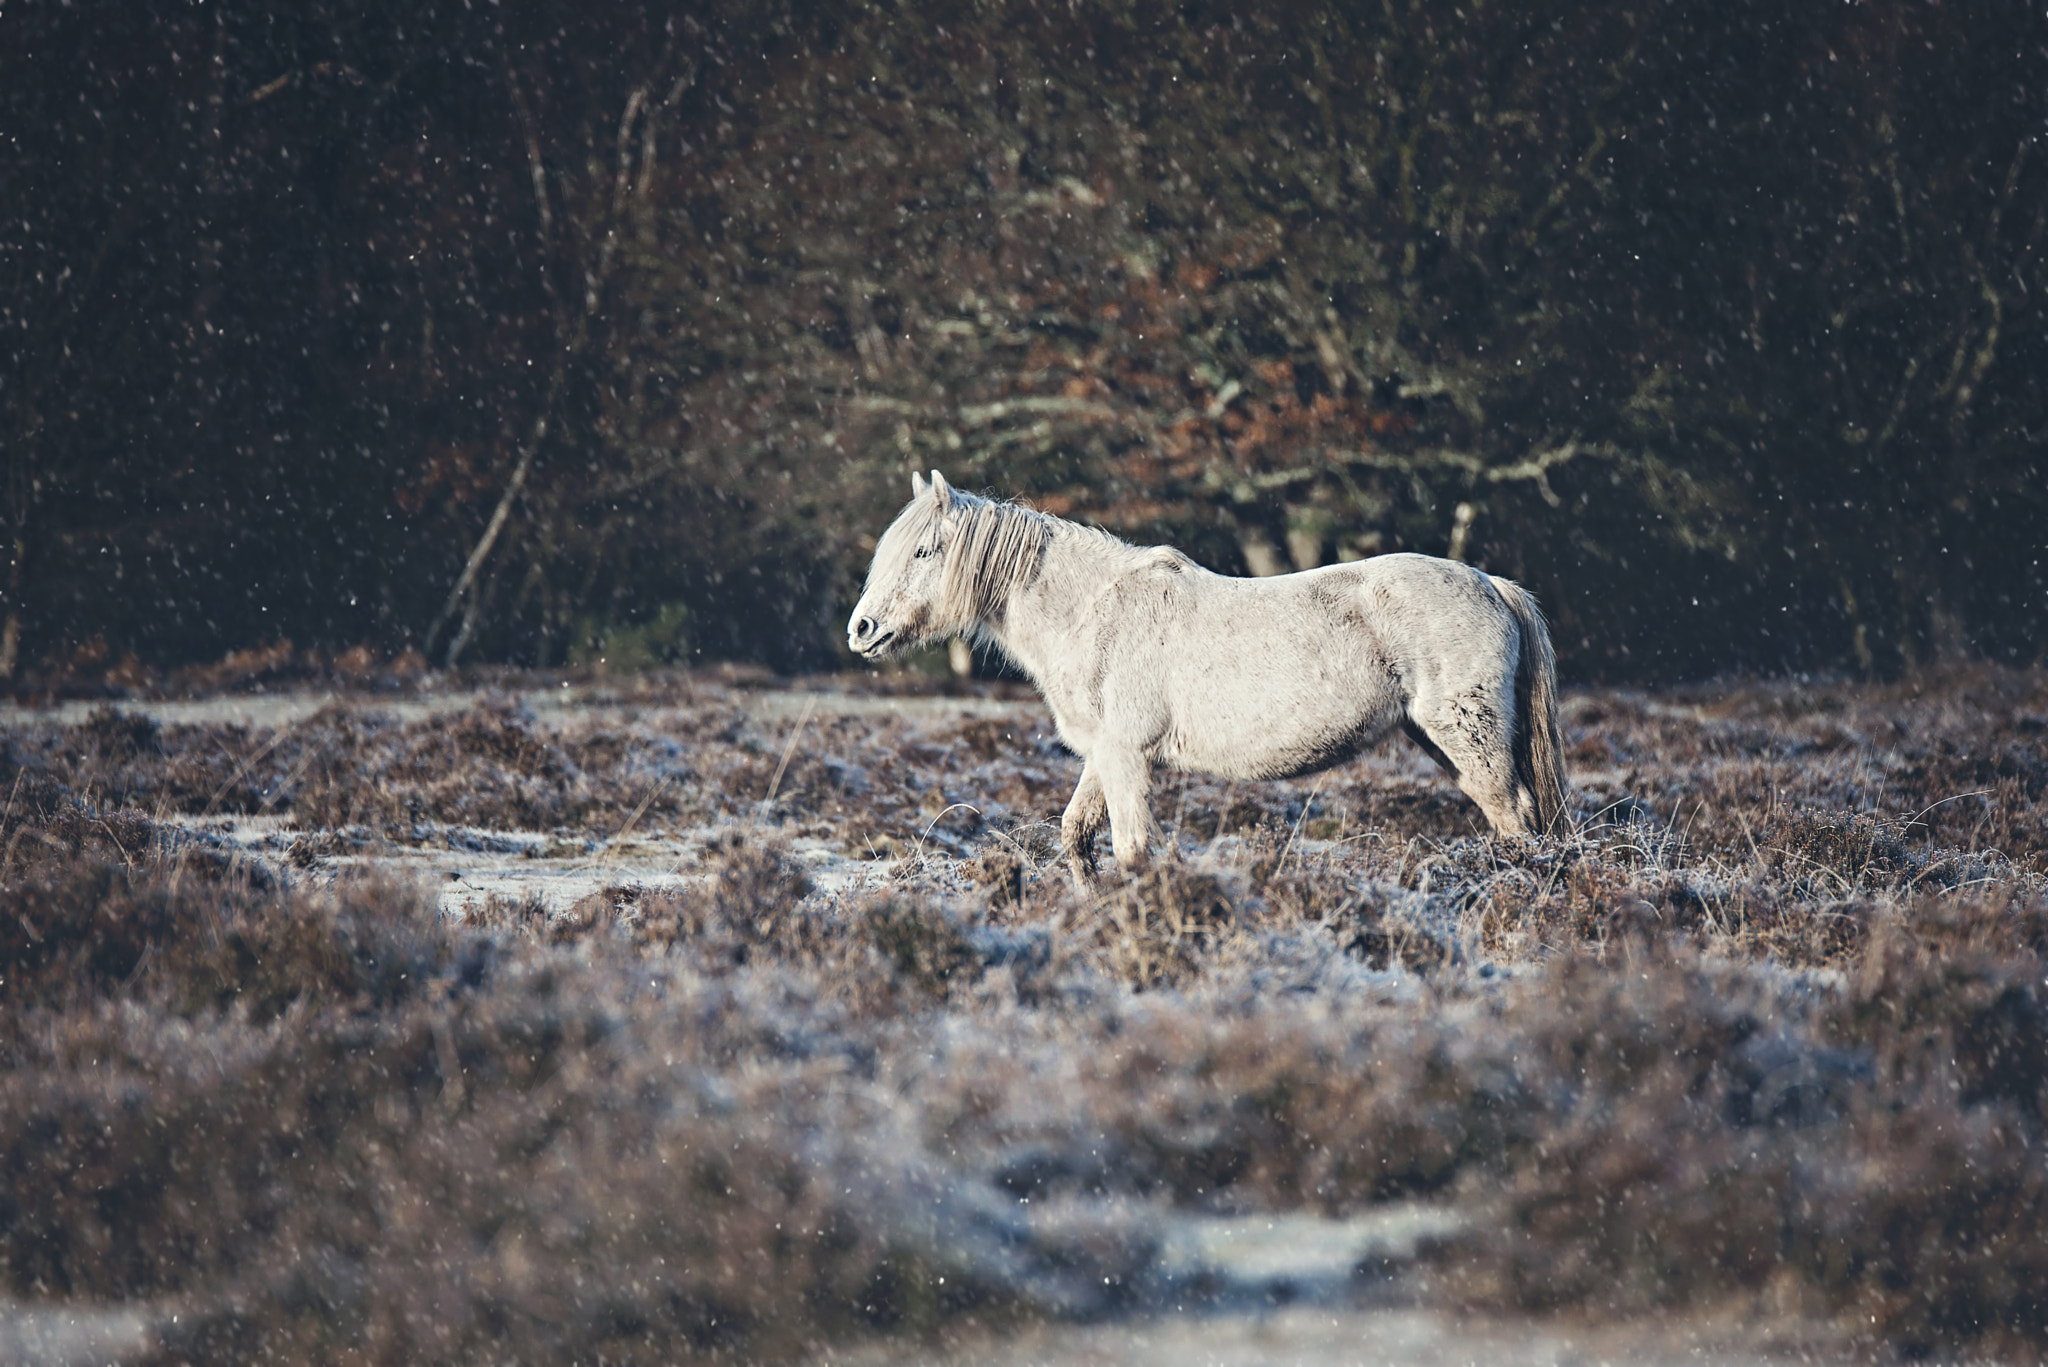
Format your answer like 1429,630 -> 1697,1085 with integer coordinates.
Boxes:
426,61 -> 661,664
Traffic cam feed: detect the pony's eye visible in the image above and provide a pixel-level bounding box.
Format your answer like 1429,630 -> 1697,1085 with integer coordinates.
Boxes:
914,544 -> 938,560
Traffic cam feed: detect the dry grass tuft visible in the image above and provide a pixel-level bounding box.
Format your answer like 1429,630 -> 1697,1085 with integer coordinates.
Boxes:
1090,864 -> 1245,989
863,893 -> 982,997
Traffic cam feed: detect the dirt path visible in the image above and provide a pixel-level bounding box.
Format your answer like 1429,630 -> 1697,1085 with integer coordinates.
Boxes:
815,1306 -> 1841,1367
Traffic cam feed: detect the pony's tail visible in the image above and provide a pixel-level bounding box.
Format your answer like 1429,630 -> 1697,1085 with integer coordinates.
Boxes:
1491,576 -> 1570,836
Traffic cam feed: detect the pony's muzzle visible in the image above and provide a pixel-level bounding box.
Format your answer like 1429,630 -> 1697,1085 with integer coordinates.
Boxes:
848,616 -> 893,657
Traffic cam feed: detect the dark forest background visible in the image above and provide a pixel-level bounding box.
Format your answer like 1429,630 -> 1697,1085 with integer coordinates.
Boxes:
3,0 -> 2043,686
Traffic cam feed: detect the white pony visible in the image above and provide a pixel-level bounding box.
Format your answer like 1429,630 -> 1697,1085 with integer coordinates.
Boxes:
849,471 -> 1569,886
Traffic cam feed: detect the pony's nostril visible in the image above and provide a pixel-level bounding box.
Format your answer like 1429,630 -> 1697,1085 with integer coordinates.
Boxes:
853,617 -> 875,641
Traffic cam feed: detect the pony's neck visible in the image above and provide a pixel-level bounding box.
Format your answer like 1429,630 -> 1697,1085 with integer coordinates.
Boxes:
986,519 -> 1141,686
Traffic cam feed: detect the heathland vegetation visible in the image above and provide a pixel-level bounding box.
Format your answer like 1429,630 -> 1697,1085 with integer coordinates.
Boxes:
2,665 -> 2044,1361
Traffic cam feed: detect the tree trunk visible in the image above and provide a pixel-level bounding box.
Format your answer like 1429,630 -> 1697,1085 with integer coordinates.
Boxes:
1238,528 -> 1286,578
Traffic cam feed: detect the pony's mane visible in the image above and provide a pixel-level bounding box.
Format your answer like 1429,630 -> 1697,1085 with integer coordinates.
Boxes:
942,496 -> 1054,628
869,492 -> 1054,634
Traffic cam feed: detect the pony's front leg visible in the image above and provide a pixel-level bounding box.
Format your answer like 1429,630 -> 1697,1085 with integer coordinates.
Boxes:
1094,748 -> 1165,875
1061,762 -> 1107,891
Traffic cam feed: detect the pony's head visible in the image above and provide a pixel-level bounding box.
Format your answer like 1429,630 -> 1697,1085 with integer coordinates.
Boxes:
847,470 -> 1047,660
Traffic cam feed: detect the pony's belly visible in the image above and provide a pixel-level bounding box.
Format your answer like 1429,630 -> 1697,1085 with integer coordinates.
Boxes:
1161,704 -> 1396,782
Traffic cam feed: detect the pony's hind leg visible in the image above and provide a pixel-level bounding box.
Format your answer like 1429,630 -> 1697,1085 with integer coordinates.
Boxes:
1406,689 -> 1531,838
1061,762 -> 1108,890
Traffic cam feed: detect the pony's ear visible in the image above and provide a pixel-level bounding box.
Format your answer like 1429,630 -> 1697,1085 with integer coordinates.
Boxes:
910,470 -> 929,499
928,470 -> 954,510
